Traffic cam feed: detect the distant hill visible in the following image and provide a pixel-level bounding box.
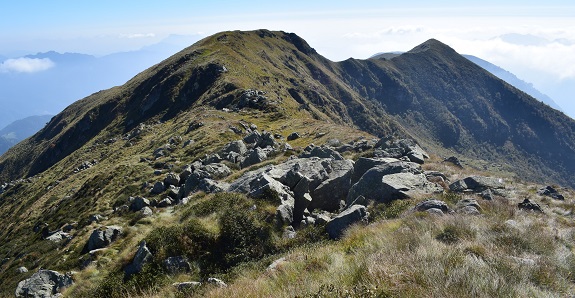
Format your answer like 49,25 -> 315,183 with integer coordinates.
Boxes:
0,115 -> 52,155
463,55 -> 563,111
0,35 -> 201,129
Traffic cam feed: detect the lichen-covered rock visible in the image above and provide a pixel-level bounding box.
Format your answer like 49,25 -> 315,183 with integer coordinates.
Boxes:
449,176 -> 504,192
414,199 -> 451,213
538,186 -> 564,200
15,270 -> 73,298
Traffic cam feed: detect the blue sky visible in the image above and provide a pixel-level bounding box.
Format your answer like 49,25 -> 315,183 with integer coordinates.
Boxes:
1,0 -> 575,116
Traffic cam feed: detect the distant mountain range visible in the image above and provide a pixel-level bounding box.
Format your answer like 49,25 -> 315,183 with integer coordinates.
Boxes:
372,52 -> 564,113
0,114 -> 52,156
0,35 -> 201,129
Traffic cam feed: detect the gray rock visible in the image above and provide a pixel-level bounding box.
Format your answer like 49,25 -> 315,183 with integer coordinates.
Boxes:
309,159 -> 354,212
125,241 -> 153,278
375,138 -> 429,161
293,193 -> 312,224
221,140 -> 248,156
245,173 -> 295,206
141,206 -> 153,217
518,199 -> 543,213
456,198 -> 481,211
15,270 -> 73,298
459,206 -> 481,215
179,165 -> 193,182
202,163 -> 231,179
151,181 -> 166,194
206,277 -> 227,288
257,131 -> 278,148
16,267 -> 28,273
414,199 -> 451,213
426,208 -> 446,216
203,153 -> 223,165
130,197 -> 150,211
480,189 -> 494,200
314,212 -> 331,225
86,226 -> 122,251
184,170 -> 212,194
243,130 -> 262,145
287,132 -> 300,141
299,145 -> 343,160
267,257 -> 287,272
163,256 -> 191,274
187,120 -> 204,132
538,186 -> 564,200
198,178 -> 229,194
167,185 -> 180,200
444,156 -> 463,168
347,167 -> 441,205
351,157 -> 403,184
241,148 -> 267,168
158,197 -> 173,208
326,205 -> 368,239
276,204 -> 294,226
449,176 -> 504,192
173,282 -> 201,291
283,226 -> 297,239
164,172 -> 180,187
45,231 -> 72,243
407,151 -> 425,164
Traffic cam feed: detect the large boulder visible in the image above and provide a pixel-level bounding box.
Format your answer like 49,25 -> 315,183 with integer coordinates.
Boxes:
308,160 -> 354,212
202,163 -> 232,179
449,176 -> 504,192
326,205 -> 368,239
15,270 -> 73,298
130,196 -> 150,211
220,140 -> 248,156
124,241 -> 153,278
86,226 -> 122,251
45,231 -> 72,243
347,164 -> 440,205
240,148 -> 267,168
198,178 -> 229,194
164,172 -> 180,187
413,199 -> 451,214
351,158 -> 414,184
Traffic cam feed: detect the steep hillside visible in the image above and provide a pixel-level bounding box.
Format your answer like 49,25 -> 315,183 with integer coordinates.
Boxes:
1,30 -> 575,297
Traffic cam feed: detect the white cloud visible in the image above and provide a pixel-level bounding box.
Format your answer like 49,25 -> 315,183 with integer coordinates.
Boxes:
0,57 -> 55,73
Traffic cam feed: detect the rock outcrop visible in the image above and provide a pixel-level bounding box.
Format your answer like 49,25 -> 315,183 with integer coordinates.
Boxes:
15,270 -> 73,298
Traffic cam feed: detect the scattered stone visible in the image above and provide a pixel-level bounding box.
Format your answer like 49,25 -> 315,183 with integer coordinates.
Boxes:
456,198 -> 481,211
537,186 -> 564,200
173,282 -> 201,291
164,172 -> 180,187
425,171 -> 449,184
151,181 -> 166,194
125,241 -> 153,278
45,231 -> 72,243
130,197 -> 150,211
167,186 -> 180,200
257,131 -> 278,148
287,132 -> 300,141
187,120 -> 204,132
518,198 -> 543,213
16,267 -> 28,273
299,145 -> 343,160
86,226 -> 122,251
449,176 -> 504,192
351,157 -> 409,184
243,130 -> 262,145
15,270 -> 73,298
220,140 -> 248,156
414,199 -> 451,213
267,257 -> 287,272
326,205 -> 368,239
283,226 -> 297,239
141,206 -> 153,217
198,178 -> 229,194
276,204 -> 294,225
206,277 -> 227,288
202,163 -> 232,179
163,256 -> 191,274
375,138 -> 429,163
444,156 -> 463,168
480,189 -> 494,200
459,206 -> 481,215
157,197 -> 173,208
240,148 -> 268,168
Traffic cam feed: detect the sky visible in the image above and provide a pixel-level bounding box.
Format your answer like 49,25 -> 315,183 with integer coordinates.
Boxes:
1,0 -> 574,116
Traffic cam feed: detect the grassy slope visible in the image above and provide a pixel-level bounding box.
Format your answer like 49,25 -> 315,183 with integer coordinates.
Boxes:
0,30 -> 574,297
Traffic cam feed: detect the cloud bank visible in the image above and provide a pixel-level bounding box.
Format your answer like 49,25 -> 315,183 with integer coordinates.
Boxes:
0,57 -> 55,73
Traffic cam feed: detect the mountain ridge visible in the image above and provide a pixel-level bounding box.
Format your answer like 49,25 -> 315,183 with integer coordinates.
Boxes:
1,30 -> 574,188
